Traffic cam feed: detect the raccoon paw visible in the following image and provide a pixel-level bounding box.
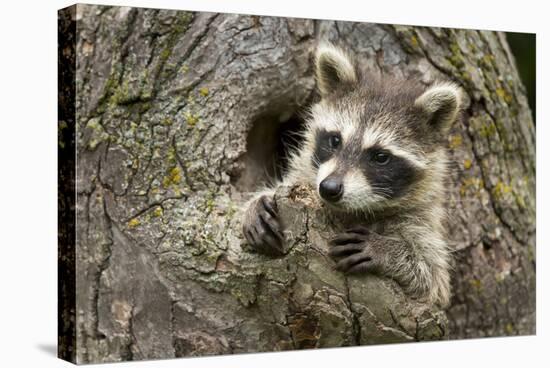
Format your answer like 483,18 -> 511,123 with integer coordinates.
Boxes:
242,195 -> 285,256
328,226 -> 382,274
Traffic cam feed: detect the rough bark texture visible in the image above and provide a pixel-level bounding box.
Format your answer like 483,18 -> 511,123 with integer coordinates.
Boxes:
60,4 -> 535,364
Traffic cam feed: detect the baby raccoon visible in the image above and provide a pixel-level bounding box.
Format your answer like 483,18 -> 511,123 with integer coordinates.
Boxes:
242,43 -> 462,307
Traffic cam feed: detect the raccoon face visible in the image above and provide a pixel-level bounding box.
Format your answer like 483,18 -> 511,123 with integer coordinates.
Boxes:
312,126 -> 422,211
308,43 -> 462,212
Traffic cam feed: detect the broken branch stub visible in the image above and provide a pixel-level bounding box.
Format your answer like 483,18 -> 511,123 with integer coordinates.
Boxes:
266,184 -> 448,346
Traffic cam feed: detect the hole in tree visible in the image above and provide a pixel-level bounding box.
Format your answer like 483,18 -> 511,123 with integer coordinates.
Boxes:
233,109 -> 306,193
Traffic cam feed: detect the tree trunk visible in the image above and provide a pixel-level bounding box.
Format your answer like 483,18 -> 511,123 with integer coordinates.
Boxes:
59,4 -> 535,364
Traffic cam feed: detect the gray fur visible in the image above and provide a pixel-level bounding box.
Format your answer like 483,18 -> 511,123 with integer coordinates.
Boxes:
242,43 -> 462,307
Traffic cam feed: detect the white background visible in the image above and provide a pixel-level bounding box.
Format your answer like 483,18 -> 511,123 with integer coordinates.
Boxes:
0,0 -> 546,366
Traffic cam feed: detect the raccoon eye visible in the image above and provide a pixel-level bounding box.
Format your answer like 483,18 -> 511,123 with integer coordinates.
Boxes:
373,151 -> 391,165
327,134 -> 341,150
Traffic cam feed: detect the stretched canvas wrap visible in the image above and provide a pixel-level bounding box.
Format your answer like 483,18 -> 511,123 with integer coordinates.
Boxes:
58,3 -> 536,364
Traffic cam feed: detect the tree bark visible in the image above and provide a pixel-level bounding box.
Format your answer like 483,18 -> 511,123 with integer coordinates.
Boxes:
60,4 -> 535,364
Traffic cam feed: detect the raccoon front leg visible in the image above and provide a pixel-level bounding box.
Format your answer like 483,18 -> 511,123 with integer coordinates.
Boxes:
328,225 -> 451,306
328,226 -> 387,274
242,192 -> 285,256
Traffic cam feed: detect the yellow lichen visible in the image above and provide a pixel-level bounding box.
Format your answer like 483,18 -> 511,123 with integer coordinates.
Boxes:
459,177 -> 484,197
170,167 -> 182,184
160,47 -> 172,62
448,42 -> 465,68
167,147 -> 177,166
163,167 -> 182,188
496,87 -> 513,104
128,218 -> 140,228
86,118 -> 109,150
153,206 -> 163,217
492,181 -> 512,199
463,159 -> 472,169
481,54 -> 494,69
514,194 -> 526,209
184,112 -> 199,127
410,35 -> 419,48
206,198 -> 215,211
479,121 -> 497,137
199,87 -> 209,97
449,135 -> 463,149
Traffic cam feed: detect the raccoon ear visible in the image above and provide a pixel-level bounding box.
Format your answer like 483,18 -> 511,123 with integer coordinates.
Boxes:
415,83 -> 462,133
315,43 -> 358,97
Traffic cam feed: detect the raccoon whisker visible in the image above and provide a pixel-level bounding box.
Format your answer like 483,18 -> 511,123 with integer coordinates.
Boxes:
283,130 -> 306,141
369,186 -> 394,199
369,185 -> 392,192
376,190 -> 393,197
284,141 -> 300,151
311,155 -> 321,168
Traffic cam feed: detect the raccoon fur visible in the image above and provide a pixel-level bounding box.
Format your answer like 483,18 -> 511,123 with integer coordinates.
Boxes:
242,43 -> 462,307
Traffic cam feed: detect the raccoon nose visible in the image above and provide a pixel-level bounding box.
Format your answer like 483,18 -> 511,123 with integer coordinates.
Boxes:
319,177 -> 343,202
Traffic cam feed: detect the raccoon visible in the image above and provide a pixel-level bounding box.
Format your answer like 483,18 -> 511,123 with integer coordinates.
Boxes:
242,43 -> 462,307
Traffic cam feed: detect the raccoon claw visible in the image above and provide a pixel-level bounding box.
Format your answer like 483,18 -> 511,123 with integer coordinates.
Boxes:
329,226 -> 370,247
334,252 -> 380,274
328,227 -> 381,274
243,195 -> 285,256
